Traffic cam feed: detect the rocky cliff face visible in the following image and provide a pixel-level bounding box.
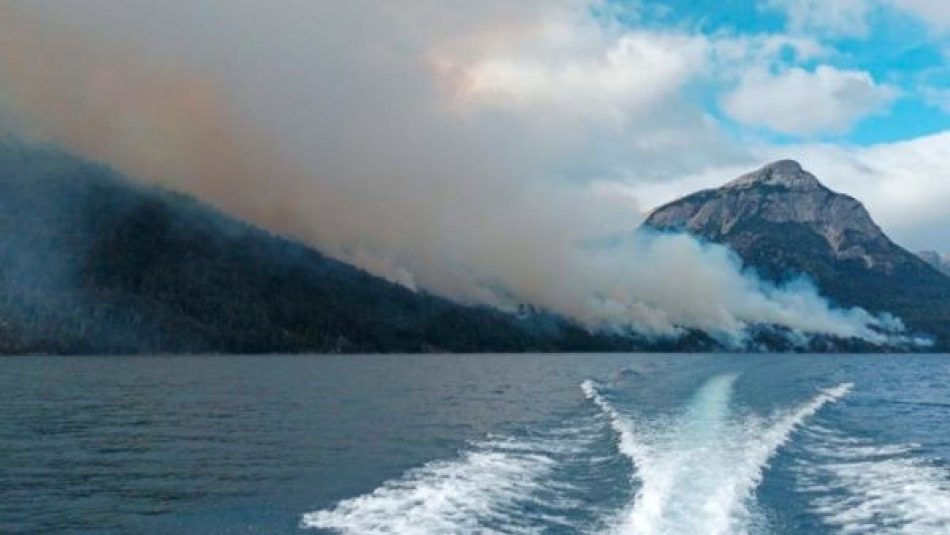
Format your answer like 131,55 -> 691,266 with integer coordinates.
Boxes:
644,160 -> 950,350
646,160 -> 914,275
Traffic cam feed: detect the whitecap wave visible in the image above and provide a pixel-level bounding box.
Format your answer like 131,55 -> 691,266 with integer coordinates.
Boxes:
584,375 -> 851,535
796,427 -> 950,534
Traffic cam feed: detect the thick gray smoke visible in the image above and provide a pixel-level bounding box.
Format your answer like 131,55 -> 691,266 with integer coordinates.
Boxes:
0,0 -> 908,344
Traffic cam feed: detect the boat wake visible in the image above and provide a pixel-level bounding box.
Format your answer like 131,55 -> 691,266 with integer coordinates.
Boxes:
584,375 -> 851,535
795,425 -> 950,534
304,374 -> 950,534
300,422 -> 609,534
300,437 -> 555,533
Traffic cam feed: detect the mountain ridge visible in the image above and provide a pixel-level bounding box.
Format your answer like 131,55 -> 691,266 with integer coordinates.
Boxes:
0,143 -> 938,353
0,139 -> 653,354
644,160 -> 950,350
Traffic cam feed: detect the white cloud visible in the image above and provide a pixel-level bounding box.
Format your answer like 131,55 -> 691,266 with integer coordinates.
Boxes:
888,0 -> 950,31
768,0 -> 950,36
766,0 -> 872,38
448,30 -> 828,121
721,65 -> 898,135
451,32 -> 708,121
923,86 -> 950,112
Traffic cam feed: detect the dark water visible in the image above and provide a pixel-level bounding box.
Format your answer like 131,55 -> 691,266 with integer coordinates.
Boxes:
1,354 -> 948,534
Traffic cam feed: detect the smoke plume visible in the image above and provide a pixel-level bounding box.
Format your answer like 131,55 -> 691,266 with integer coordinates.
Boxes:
0,0 -> 909,344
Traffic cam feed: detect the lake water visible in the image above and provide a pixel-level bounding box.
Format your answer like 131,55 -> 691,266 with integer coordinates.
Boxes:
1,354 -> 949,534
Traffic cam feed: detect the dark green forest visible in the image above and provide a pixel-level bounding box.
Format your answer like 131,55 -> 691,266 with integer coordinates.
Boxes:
0,141 -> 659,354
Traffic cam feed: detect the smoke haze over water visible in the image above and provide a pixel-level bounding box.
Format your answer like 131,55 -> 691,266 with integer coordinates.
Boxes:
0,1 -> 915,343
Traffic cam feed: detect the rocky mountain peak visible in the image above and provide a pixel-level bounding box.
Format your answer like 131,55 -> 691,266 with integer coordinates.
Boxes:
725,159 -> 822,191
642,161 -> 950,350
643,160 -> 950,350
644,160 -> 905,273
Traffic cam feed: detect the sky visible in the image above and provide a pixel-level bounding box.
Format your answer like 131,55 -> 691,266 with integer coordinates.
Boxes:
0,0 -> 946,343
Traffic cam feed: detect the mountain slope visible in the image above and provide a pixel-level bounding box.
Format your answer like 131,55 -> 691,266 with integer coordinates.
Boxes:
919,251 -> 950,276
0,140 -> 644,354
644,160 -> 950,350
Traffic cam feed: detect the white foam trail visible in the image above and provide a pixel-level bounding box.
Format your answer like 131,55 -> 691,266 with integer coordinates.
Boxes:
582,379 -> 652,468
796,428 -> 950,534
584,376 -> 852,535
300,441 -> 552,533
300,423 -> 605,534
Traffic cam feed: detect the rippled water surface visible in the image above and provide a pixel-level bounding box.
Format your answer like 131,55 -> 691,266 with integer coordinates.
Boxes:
1,354 -> 949,534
